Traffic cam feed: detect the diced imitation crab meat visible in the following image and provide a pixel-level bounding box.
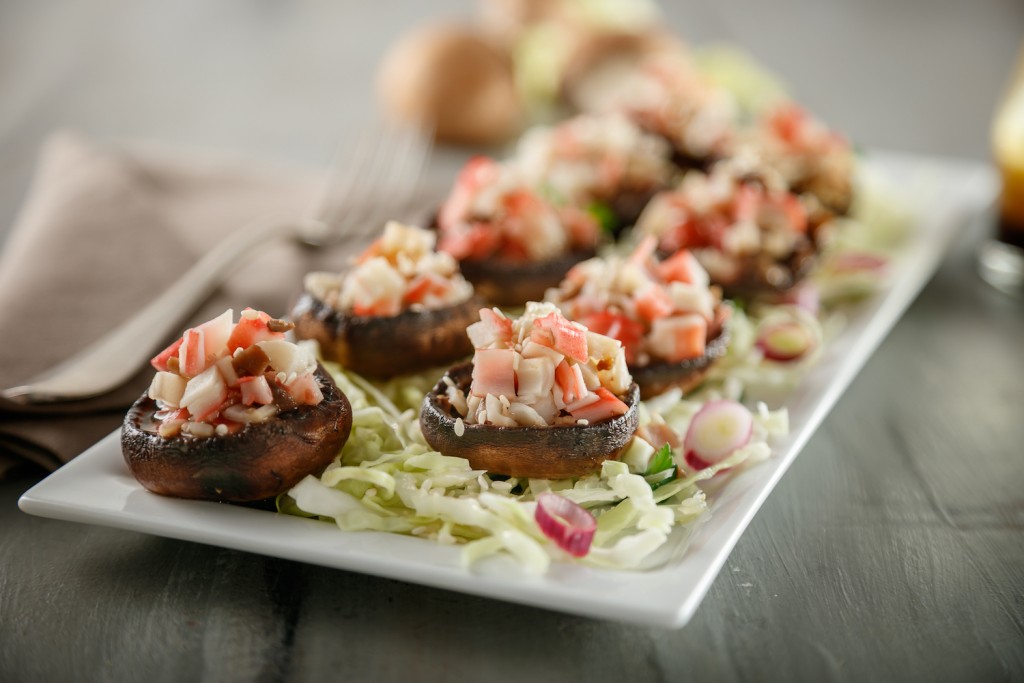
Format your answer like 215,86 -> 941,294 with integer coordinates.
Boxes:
304,222 -> 473,318
452,303 -> 631,429
544,238 -> 721,367
436,156 -> 598,263
514,113 -> 672,207
634,164 -> 817,283
146,308 -> 323,437
615,51 -> 739,160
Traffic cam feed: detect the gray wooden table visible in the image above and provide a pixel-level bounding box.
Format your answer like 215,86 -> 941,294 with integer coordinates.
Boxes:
2,2 -> 1022,681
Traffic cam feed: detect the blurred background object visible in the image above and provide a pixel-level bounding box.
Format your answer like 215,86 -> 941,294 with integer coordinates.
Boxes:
978,42 -> 1024,295
377,0 -> 779,144
0,1 -> 1019,217
376,23 -> 523,145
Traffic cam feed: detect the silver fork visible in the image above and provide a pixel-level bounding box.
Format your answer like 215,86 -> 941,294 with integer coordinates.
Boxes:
2,119 -> 433,404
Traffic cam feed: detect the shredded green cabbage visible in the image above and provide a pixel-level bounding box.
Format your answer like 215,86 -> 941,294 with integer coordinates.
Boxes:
280,358 -> 786,574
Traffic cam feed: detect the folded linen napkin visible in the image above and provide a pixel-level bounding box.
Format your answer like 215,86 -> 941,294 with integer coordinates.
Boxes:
0,132 -> 421,478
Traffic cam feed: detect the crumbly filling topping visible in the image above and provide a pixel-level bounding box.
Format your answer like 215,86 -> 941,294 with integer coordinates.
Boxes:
436,157 -> 599,263
545,238 -> 720,366
305,221 -> 474,317
612,52 -> 740,160
446,303 -> 632,428
635,164 -> 816,282
146,308 -> 322,438
516,112 -> 673,205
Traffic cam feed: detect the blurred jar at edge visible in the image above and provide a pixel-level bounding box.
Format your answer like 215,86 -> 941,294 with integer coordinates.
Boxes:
979,43 -> 1024,295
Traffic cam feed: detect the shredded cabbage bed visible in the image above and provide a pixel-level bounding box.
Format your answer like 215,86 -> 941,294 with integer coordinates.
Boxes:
280,359 -> 786,574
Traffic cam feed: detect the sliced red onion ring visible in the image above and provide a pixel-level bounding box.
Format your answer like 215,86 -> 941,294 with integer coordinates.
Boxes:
756,321 -> 816,362
683,399 -> 754,471
534,492 -> 596,557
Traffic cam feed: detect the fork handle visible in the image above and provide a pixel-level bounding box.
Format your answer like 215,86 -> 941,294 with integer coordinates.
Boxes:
2,217 -> 292,404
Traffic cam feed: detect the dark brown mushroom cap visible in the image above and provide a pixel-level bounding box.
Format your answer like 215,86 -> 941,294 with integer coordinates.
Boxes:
715,244 -> 818,300
590,187 -> 664,239
458,248 -> 596,306
669,147 -> 719,173
291,293 -> 482,378
793,173 -> 853,217
630,310 -> 731,399
121,364 -> 352,502
606,187 -> 661,232
420,362 -> 640,479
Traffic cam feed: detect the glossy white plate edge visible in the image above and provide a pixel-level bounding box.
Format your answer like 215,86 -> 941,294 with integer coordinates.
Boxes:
19,151 -> 997,629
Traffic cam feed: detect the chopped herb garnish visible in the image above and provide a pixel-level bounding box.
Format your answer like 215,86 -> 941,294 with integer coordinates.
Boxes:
586,200 -> 619,236
645,444 -> 675,475
644,444 -> 680,492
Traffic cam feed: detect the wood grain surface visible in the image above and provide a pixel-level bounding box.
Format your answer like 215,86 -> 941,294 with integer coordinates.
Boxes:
1,1 -> 1022,682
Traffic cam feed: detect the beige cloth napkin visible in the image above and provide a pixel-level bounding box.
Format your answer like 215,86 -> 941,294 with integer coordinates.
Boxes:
0,132 -> 401,477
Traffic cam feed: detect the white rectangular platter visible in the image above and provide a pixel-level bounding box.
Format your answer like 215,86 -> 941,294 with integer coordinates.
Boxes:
19,152 -> 996,628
